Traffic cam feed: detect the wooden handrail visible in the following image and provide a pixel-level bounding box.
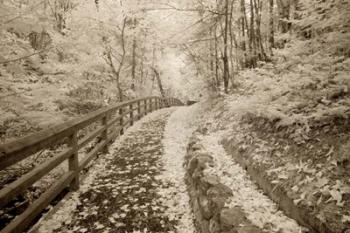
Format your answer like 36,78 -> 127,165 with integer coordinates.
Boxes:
0,96 -> 182,233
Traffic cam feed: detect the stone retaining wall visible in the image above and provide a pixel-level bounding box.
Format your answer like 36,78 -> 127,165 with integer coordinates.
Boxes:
184,132 -> 261,233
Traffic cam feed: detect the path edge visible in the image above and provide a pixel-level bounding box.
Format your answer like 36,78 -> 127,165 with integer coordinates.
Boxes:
184,132 -> 263,233
221,138 -> 334,233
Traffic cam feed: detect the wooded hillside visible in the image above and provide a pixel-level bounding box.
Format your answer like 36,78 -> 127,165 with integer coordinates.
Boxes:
1,0 -> 350,232
0,0 -> 203,143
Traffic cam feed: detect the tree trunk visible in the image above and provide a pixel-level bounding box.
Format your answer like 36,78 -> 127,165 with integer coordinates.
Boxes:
223,0 -> 230,93
228,0 -> 236,76
105,17 -> 127,102
249,0 -> 257,67
107,50 -> 123,101
277,0 -> 291,33
269,0 -> 275,56
240,0 -> 248,68
214,25 -> 220,88
210,27 -> 215,77
254,0 -> 268,61
151,68 -> 165,99
131,37 -> 136,91
139,59 -> 144,84
131,18 -> 137,91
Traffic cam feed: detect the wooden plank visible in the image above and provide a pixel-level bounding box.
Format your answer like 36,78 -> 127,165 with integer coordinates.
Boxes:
122,118 -> 133,127
137,101 -> 141,120
107,128 -> 120,144
68,133 -> 79,191
120,107 -> 138,117
78,124 -> 122,172
107,115 -> 122,128
1,171 -> 74,233
131,111 -> 145,123
78,140 -> 107,171
107,126 -> 122,143
106,106 -> 138,128
129,104 -> 134,126
77,126 -> 105,149
0,149 -> 73,208
119,107 -> 124,135
101,114 -> 108,154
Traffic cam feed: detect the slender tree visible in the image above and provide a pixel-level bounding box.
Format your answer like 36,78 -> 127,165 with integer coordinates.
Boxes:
269,0 -> 275,55
151,67 -> 166,99
105,17 -> 127,101
222,0 -> 230,93
131,17 -> 137,91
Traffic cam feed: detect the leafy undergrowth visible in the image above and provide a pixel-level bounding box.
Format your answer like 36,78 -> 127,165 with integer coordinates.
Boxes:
203,41 -> 350,230
200,95 -> 350,231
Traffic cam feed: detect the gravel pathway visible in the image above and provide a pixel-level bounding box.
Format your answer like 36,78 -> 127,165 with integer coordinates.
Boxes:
36,108 -> 195,233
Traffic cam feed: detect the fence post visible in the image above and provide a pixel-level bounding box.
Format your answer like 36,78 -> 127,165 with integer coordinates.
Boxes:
130,104 -> 134,126
68,132 -> 79,191
137,101 -> 141,120
102,113 -> 108,153
144,99 -> 147,115
119,107 -> 124,135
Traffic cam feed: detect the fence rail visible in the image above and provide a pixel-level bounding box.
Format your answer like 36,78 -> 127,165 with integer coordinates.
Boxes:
0,96 -> 182,233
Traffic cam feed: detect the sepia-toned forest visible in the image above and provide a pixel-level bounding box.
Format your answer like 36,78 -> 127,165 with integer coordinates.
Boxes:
1,0 -> 350,232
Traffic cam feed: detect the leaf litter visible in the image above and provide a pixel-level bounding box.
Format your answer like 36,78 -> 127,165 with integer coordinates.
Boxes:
35,108 -> 194,233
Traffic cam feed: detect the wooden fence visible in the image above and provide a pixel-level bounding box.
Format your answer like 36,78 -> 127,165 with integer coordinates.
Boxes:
0,96 -> 182,233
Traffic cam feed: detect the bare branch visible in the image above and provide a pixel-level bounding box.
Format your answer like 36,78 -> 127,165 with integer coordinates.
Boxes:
0,47 -> 53,65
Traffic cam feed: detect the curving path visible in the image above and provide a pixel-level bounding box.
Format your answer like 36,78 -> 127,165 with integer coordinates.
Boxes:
34,107 -> 199,233
31,103 -> 311,233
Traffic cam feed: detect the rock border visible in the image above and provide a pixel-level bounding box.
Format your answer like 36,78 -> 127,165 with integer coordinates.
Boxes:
221,138 -> 333,233
184,132 -> 262,233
